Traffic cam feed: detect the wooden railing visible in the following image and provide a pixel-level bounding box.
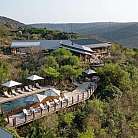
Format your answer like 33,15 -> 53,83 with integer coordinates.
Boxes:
7,84 -> 97,128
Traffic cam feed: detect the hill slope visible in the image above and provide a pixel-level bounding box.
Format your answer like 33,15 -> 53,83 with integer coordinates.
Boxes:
31,22 -> 138,48
0,16 -> 25,29
0,16 -> 138,48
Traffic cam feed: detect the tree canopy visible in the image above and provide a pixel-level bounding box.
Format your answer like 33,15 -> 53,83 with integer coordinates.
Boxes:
41,48 -> 83,86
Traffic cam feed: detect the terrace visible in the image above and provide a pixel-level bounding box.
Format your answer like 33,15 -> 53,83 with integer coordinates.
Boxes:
0,72 -> 99,128
5,81 -> 97,128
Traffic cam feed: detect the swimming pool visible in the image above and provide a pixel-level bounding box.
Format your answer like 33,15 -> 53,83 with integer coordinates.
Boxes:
2,89 -> 58,113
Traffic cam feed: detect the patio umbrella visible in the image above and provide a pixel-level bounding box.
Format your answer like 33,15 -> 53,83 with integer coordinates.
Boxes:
27,75 -> 44,81
36,94 -> 47,102
1,80 -> 22,88
84,69 -> 96,75
25,94 -> 47,103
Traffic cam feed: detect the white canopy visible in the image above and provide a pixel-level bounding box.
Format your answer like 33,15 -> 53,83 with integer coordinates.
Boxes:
36,94 -> 47,102
84,69 -> 96,75
27,75 -> 44,81
25,94 -> 47,103
1,80 -> 22,88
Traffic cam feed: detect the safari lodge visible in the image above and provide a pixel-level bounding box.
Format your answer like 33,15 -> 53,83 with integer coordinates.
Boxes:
10,39 -> 111,64
0,39 -> 109,127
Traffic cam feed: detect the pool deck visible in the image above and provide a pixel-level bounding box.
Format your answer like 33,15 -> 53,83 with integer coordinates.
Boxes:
0,86 -> 53,104
3,81 -> 97,128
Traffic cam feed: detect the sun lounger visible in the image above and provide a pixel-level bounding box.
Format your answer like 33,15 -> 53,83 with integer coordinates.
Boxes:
16,88 -> 24,94
23,109 -> 31,116
40,103 -> 47,110
3,91 -> 12,98
29,85 -> 37,91
24,86 -> 32,92
35,83 -> 41,89
11,89 -> 19,96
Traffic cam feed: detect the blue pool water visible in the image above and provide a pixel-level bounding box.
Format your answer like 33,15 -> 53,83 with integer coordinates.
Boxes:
2,89 -> 58,113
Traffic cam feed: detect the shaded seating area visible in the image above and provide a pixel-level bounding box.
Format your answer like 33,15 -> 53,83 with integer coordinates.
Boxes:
1,80 -> 22,97
0,75 -> 44,99
27,75 -> 44,89
83,69 -> 97,81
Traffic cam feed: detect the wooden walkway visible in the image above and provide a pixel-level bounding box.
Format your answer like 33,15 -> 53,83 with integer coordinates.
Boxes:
6,83 -> 97,128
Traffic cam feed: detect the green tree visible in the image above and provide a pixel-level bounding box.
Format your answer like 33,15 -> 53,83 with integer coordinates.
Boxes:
43,56 -> 58,69
26,122 -> 55,138
97,63 -> 131,93
60,65 -> 82,81
0,61 -> 10,83
41,66 -> 60,79
52,48 -> 72,65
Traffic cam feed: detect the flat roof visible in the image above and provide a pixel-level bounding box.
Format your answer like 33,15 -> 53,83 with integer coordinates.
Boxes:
11,40 -> 69,49
11,41 -> 40,48
11,39 -> 111,50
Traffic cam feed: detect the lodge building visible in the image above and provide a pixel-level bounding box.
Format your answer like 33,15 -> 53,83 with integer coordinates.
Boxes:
10,39 -> 112,64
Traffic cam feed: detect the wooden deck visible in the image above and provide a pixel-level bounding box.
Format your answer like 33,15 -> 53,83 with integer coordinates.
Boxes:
6,82 -> 97,128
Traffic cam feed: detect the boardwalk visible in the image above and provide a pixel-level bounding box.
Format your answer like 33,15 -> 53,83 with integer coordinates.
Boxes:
6,82 -> 97,128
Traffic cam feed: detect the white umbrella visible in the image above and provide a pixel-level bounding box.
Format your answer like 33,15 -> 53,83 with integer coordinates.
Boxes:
25,94 -> 47,103
27,75 -> 44,81
1,80 -> 22,88
36,94 -> 47,102
84,69 -> 96,75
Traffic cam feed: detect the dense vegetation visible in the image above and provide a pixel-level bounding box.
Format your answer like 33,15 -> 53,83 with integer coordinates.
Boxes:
0,48 -> 83,91
0,43 -> 137,137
